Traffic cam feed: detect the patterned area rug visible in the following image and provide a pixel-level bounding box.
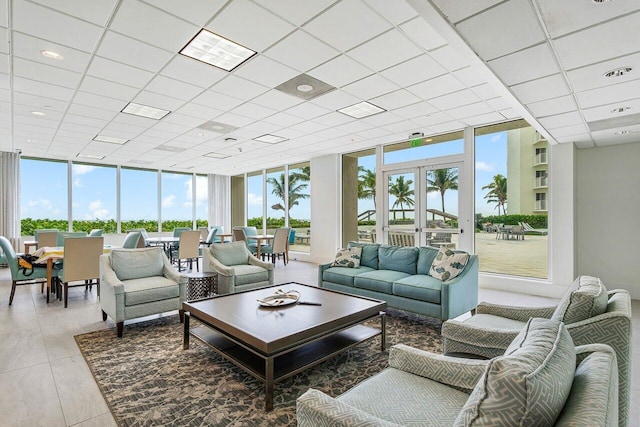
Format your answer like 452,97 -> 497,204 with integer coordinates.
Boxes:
75,309 -> 442,426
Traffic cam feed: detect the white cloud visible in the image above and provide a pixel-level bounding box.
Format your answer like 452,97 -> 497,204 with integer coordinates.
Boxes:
490,134 -> 501,143
185,176 -> 208,206
73,165 -> 95,175
74,178 -> 83,188
247,193 -> 262,206
92,208 -> 109,219
162,195 -> 175,208
475,161 -> 494,172
89,200 -> 102,211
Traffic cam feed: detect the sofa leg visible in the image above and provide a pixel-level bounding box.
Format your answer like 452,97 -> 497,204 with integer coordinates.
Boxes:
116,322 -> 124,337
102,310 -> 107,321
471,307 -> 477,316
179,309 -> 185,323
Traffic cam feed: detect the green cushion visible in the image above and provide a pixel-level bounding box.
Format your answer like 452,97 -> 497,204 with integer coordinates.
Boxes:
231,264 -> 269,286
210,242 -> 249,266
417,246 -> 438,275
123,276 -> 179,306
111,248 -> 164,281
378,245 -> 418,275
354,270 -> 410,294
392,274 -> 442,304
348,242 -> 379,269
552,275 -> 608,324
455,318 -> 576,426
323,266 -> 374,287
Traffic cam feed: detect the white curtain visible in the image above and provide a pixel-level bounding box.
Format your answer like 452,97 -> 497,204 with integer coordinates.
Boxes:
0,151 -> 21,249
208,174 -> 231,232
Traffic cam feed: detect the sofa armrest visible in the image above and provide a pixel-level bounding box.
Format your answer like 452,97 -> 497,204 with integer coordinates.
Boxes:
100,254 -> 124,294
476,302 -> 557,321
297,389 -> 402,427
99,253 -> 125,322
389,344 -> 488,392
442,319 -> 521,357
248,254 -> 274,271
317,262 -> 333,288
441,255 -> 479,320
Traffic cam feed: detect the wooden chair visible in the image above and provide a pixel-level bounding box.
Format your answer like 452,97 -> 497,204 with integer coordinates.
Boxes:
173,230 -> 201,271
56,236 -> 103,308
37,231 -> 58,249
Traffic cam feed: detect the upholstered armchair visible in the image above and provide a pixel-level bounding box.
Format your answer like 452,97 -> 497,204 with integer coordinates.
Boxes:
100,247 -> 187,337
298,318 -> 619,427
442,275 -> 631,427
203,241 -> 273,295
1,236 -> 55,305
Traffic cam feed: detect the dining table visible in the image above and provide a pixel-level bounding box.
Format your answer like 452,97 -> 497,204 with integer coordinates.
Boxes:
246,234 -> 274,259
33,245 -> 112,303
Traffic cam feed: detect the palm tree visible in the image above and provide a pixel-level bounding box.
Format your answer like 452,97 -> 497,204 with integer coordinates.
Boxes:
358,167 -> 376,208
267,172 -> 309,216
290,166 -> 310,183
389,175 -> 414,220
483,174 -> 508,215
426,168 -> 458,213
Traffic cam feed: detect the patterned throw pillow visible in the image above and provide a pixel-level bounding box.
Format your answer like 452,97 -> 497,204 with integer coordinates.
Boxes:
429,246 -> 469,281
331,247 -> 362,268
551,275 -> 608,324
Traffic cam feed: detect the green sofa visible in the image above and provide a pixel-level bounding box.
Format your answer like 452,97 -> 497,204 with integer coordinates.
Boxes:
318,243 -> 478,322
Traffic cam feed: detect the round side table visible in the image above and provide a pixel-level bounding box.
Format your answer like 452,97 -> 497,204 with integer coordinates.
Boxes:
186,271 -> 217,301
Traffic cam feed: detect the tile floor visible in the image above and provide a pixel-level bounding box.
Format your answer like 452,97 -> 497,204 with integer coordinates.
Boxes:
1,260 -> 638,426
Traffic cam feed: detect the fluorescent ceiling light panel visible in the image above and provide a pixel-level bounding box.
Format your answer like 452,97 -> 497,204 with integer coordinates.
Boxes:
204,152 -> 231,159
253,134 -> 288,144
121,102 -> 171,120
180,29 -> 256,72
338,101 -> 386,119
155,145 -> 185,152
76,153 -> 105,160
93,135 -> 129,145
130,160 -> 153,165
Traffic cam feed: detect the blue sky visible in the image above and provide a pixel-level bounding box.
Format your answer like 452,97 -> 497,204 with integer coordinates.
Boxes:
21,132 -> 506,223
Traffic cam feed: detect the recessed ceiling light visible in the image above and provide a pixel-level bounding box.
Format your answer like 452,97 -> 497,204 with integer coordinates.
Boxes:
610,107 -> 630,113
76,153 -> 105,160
425,138 -> 433,142
603,66 -> 632,78
614,130 -> 630,135
155,145 -> 185,153
180,29 -> 256,72
275,74 -> 336,100
204,152 -> 231,159
31,111 -> 46,116
297,84 -> 314,92
93,135 -> 129,145
338,101 -> 386,119
253,134 -> 288,144
121,102 -> 171,120
41,50 -> 64,60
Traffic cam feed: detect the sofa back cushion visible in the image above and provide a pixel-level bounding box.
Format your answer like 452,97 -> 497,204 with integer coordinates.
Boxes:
417,246 -> 438,275
110,247 -> 164,281
454,318 -> 576,426
551,275 -> 608,324
210,241 -> 249,266
378,245 -> 418,275
348,242 -> 379,269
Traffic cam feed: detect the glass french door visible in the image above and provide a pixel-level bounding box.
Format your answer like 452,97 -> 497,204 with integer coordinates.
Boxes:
383,161 -> 465,249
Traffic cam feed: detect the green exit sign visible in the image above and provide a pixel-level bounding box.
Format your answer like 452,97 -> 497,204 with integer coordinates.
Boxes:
410,138 -> 422,147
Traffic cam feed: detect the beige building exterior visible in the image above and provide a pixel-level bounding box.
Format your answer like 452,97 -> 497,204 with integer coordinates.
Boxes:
506,128 -> 548,215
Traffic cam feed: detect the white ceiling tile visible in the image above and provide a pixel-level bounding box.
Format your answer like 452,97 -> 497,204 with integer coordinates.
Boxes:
371,89 -> 422,111
445,101 -> 493,119
234,55 -> 299,88
0,0 -> 6,27
399,16 -> 447,51
554,11 -> 640,70
527,95 -> 577,117
79,76 -> 139,101
110,0 -> 198,52
575,78 -> 640,109
431,0 -> 503,24
548,123 -> 588,138
73,91 -> 126,112
360,111 -> 403,127
408,74 -> 465,100
572,138 -> 596,149
97,31 -> 174,73
191,90 -> 244,111
213,112 -> 255,127
289,120 -> 327,134
0,27 -> 7,55
145,75 -> 203,101
285,102 -> 332,120
538,111 -> 583,129
470,83 -> 500,101
67,103 -> 118,120
207,0 -> 294,52
13,0 -> 103,53
455,0 -> 546,60
161,55 -> 226,89
565,52 -> 640,93
348,29 -> 422,72
430,89 -> 481,110
63,114 -> 109,129
101,122 -> 146,137
453,65 -> 492,88
261,112 -> 305,128
88,56 -> 154,88
12,103 -> 64,121
488,42 -> 560,86
12,58 -> 82,89
141,0 -> 226,26
12,92 -> 68,112
13,77 -> 75,101
309,90 -> 360,110
308,54 -> 373,88
210,75 -> 268,101
380,54 -> 446,88
499,107 -> 521,119
230,102 -> 276,121
174,103 -> 223,121
30,0 -> 118,26
264,30 -> 339,73
251,90 -> 304,111
510,74 -> 571,104
464,112 -> 505,126
581,98 -> 640,122
364,0 -> 418,25
428,45 -> 470,71
304,0 -> 391,52
257,0 -> 336,26
12,33 -> 91,74
412,111 -> 455,127
162,112 -> 214,129
133,91 -> 185,111
313,111 -> 355,127
341,74 -> 398,100
392,101 -> 439,119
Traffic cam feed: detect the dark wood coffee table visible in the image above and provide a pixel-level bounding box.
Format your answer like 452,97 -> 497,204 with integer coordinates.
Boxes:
182,282 -> 387,411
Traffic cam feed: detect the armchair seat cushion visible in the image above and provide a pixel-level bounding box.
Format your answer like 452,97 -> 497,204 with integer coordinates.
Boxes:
322,266 -> 374,287
339,367 -> 468,425
123,276 -> 181,306
461,313 -> 526,330
354,270 -> 410,294
231,264 -> 270,286
392,274 -> 443,304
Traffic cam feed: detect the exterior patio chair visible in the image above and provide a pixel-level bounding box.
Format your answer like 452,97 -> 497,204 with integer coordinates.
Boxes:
521,221 -> 548,235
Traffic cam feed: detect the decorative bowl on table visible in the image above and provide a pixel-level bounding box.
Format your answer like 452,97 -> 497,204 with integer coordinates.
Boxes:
257,289 -> 300,307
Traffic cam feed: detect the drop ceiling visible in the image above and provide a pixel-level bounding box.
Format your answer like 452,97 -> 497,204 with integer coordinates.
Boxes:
1,0 -> 638,175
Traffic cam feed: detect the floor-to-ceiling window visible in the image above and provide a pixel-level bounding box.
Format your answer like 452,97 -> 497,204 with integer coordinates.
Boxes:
266,167 -> 285,232
246,171 -> 264,230
195,174 -> 208,229
71,163 -> 117,233
121,167 -> 158,233
20,158 -> 69,234
288,162 -> 310,253
342,149 -> 376,246
161,171 -> 193,231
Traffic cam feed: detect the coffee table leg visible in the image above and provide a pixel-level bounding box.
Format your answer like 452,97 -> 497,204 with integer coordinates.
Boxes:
380,311 -> 387,350
265,357 -> 274,411
183,312 -> 190,350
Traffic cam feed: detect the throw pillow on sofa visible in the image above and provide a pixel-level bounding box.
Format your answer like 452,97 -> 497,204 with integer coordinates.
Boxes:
332,247 -> 363,268
551,275 -> 608,324
429,246 -> 469,281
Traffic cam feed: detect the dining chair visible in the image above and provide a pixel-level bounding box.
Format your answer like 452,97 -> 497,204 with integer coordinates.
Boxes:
56,236 -> 104,308
37,231 -> 59,249
56,231 -> 87,246
127,228 -> 149,247
204,228 -> 217,246
89,229 -> 104,237
233,227 -> 259,255
122,231 -> 141,248
0,236 -> 52,305
172,230 -> 201,272
198,226 -> 209,242
261,227 -> 290,265
34,228 -> 58,242
210,225 -> 224,243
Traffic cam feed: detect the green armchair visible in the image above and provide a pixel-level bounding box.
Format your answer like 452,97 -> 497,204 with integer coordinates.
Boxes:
1,236 -> 55,305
